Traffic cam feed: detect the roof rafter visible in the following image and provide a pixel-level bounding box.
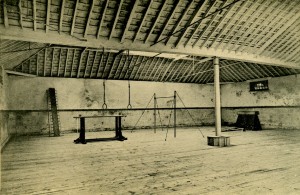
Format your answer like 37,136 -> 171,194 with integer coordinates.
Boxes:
18,0 -> 23,28
89,51 -> 98,78
46,0 -> 51,33
165,0 -> 194,45
174,0 -> 207,48
185,0 -> 218,47
59,0 -> 65,34
220,0 -> 261,51
109,0 -> 124,40
257,12 -> 300,54
199,0 -> 234,48
121,0 -> 139,42
154,0 -> 180,44
133,0 -> 153,42
97,0 -> 109,38
193,0 -> 228,48
236,0 -> 285,51
84,0 -> 94,38
33,0 -> 37,31
144,1 -> 168,43
70,0 -> 79,36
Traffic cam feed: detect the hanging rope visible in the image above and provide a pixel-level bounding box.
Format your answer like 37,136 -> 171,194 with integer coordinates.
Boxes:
131,94 -> 155,132
164,102 -> 174,141
176,92 -> 205,138
127,80 -> 132,109
102,80 -> 108,109
156,101 -> 165,132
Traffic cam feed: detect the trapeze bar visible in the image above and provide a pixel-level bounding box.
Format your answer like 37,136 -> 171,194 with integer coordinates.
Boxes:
155,96 -> 174,99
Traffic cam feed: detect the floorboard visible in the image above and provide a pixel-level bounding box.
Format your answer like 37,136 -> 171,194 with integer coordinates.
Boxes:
1,127 -> 300,194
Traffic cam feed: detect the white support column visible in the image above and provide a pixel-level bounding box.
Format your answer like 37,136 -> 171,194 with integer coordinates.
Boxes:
214,57 -> 221,136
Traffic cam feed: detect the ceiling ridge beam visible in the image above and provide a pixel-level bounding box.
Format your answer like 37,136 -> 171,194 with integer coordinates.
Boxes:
109,0 -> 124,40
84,0 -> 94,38
121,0 -> 139,42
2,27 -> 299,68
144,1 -> 168,44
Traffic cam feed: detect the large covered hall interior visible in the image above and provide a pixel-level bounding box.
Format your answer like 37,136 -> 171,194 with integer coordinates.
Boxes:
1,0 -> 300,194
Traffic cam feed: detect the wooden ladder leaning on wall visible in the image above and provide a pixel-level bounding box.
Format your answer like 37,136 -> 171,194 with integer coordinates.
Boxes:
47,88 -> 60,136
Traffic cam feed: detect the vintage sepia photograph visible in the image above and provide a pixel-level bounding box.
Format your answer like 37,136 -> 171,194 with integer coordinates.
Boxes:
1,0 -> 299,194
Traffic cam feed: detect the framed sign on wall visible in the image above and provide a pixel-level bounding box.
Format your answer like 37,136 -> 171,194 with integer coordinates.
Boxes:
250,80 -> 269,91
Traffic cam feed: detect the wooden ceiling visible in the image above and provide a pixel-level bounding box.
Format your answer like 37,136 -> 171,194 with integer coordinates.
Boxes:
0,0 -> 300,84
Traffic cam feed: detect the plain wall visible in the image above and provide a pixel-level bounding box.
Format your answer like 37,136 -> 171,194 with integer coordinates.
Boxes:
221,74 -> 300,129
0,67 -> 9,151
7,76 -> 215,135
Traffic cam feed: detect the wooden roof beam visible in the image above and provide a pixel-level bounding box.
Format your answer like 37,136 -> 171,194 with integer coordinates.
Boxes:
57,48 -> 62,77
46,0 -> 51,33
165,0 -> 194,45
77,48 -> 86,78
145,58 -> 158,80
64,48 -> 69,77
220,0 -> 260,51
97,0 -> 109,38
199,0 -> 234,48
144,1 -> 168,43
109,0 -> 124,40
209,0 -> 247,48
84,0 -> 94,38
154,0 -> 180,44
137,57 -> 154,80
96,50 -> 104,78
237,0 -> 286,52
89,51 -> 98,78
18,0 -> 23,28
50,48 -> 55,76
70,0 -> 79,36
153,58 -> 166,80
83,50 -> 91,78
33,0 -> 37,31
121,0 -> 138,42
133,0 -> 153,42
70,49 -> 76,77
257,12 -> 300,54
112,55 -> 124,79
2,27 -> 299,69
193,0 -> 228,47
59,0 -> 65,34
174,0 -> 207,48
160,59 -> 176,82
3,0 -> 9,28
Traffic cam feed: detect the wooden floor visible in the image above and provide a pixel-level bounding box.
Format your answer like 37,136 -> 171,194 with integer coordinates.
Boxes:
1,127 -> 300,195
